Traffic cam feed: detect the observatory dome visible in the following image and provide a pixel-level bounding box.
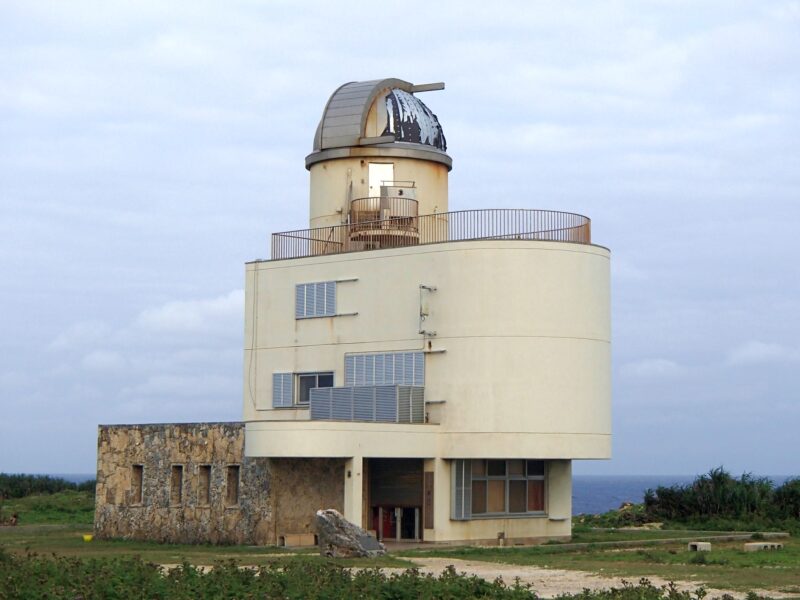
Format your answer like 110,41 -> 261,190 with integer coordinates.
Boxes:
308,78 -> 449,168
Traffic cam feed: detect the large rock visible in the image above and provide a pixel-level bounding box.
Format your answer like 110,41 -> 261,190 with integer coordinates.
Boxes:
315,509 -> 386,558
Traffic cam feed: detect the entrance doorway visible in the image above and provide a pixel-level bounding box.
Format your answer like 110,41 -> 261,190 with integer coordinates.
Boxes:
368,163 -> 394,197
366,458 -> 423,541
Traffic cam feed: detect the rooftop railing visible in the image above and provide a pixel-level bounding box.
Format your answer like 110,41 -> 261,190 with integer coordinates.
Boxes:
271,208 -> 591,261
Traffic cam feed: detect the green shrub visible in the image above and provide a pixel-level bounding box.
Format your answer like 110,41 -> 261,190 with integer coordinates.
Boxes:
644,468 -> 799,530
0,473 -> 95,499
0,554 -> 731,600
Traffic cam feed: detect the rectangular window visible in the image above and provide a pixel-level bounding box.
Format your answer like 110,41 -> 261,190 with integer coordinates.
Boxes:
170,465 -> 183,506
198,465 -> 211,505
297,372 -> 334,404
295,281 -> 336,318
131,464 -> 143,505
344,351 -> 424,386
226,465 -> 240,506
453,459 -> 546,519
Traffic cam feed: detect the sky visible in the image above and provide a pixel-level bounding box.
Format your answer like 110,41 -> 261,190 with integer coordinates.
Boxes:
1,1 -> 798,476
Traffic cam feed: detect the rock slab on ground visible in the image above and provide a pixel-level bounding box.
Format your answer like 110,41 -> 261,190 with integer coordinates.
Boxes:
315,509 -> 386,558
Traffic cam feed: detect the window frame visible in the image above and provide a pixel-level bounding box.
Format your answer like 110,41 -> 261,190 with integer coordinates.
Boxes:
295,371 -> 335,405
454,459 -> 546,520
225,464 -> 241,508
197,464 -> 212,506
130,464 -> 144,505
169,464 -> 184,507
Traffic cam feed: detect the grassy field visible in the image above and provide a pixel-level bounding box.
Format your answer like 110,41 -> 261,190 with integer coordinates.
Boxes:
400,535 -> 800,594
0,524 -> 411,568
0,490 -> 94,525
1,490 -> 798,595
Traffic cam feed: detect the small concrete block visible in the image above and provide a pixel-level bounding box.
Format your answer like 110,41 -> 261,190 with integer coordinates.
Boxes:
744,542 -> 783,552
281,533 -> 317,547
688,542 -> 711,552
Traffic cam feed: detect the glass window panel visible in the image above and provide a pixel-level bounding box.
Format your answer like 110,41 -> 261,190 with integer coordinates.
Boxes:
471,459 -> 486,477
509,480 -> 526,513
487,460 -> 506,477
487,480 -> 505,512
298,375 -> 315,404
508,460 -> 524,476
528,480 -> 545,511
317,373 -> 334,388
471,480 -> 487,514
527,460 -> 545,477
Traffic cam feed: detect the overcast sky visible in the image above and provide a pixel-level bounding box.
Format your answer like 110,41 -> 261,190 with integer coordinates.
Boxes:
1,1 -> 798,476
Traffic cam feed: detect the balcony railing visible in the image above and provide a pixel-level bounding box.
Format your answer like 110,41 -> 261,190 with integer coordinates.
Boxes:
271,208 -> 591,260
309,385 -> 425,423
350,196 -> 418,225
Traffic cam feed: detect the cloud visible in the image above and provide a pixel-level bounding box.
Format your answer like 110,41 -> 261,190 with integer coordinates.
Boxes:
81,350 -> 126,371
49,320 -> 110,351
123,374 -> 239,398
727,341 -> 800,366
620,358 -> 687,380
136,289 -> 243,335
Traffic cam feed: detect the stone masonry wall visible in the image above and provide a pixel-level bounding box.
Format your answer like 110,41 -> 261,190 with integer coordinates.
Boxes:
94,422 -> 344,545
95,423 -> 271,544
268,457 -> 345,542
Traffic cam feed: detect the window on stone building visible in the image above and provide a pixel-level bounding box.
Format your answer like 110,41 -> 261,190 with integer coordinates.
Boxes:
131,464 -> 143,504
198,465 -> 211,505
226,465 -> 240,506
170,465 -> 183,506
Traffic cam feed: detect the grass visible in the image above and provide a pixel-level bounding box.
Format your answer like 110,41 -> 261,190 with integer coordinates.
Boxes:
0,490 -> 94,525
2,492 -> 798,594
0,524 -> 411,568
399,531 -> 800,593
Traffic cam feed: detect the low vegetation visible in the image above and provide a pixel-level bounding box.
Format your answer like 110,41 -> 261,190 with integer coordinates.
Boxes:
0,474 -> 96,526
0,473 -> 95,498
0,490 -> 94,525
643,468 -> 800,534
400,535 -> 799,593
0,550 -> 720,600
1,470 -> 797,597
576,469 -> 800,535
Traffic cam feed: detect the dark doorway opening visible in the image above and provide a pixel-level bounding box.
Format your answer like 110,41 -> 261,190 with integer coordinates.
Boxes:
367,458 -> 423,541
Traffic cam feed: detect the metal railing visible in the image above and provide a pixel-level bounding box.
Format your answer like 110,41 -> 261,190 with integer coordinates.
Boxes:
349,196 -> 418,225
309,385 -> 425,423
271,208 -> 591,260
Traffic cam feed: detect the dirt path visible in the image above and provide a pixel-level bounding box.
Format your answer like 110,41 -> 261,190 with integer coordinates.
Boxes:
396,557 -> 793,599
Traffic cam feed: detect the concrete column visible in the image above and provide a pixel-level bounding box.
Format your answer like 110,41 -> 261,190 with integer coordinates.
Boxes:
547,459 -> 572,536
343,456 -> 363,526
423,457 -> 449,542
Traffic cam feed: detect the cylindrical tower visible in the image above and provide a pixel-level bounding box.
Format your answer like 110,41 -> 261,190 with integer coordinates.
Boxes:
305,79 -> 452,231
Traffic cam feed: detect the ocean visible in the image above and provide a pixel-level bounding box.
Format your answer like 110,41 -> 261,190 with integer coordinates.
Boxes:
54,473 -> 793,516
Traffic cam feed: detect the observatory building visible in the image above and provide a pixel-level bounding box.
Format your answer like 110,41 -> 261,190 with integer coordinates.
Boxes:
94,78 -> 611,546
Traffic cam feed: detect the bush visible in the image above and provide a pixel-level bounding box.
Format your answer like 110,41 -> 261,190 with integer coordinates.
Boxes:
644,468 -> 797,527
772,478 -> 800,519
0,473 -> 95,499
0,554 -> 729,600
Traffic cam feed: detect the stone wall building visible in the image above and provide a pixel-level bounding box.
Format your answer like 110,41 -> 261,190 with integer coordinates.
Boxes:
94,423 -> 343,545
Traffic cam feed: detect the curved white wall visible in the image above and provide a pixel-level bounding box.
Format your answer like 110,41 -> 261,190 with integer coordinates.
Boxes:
243,240 -> 610,460
308,157 -> 449,229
